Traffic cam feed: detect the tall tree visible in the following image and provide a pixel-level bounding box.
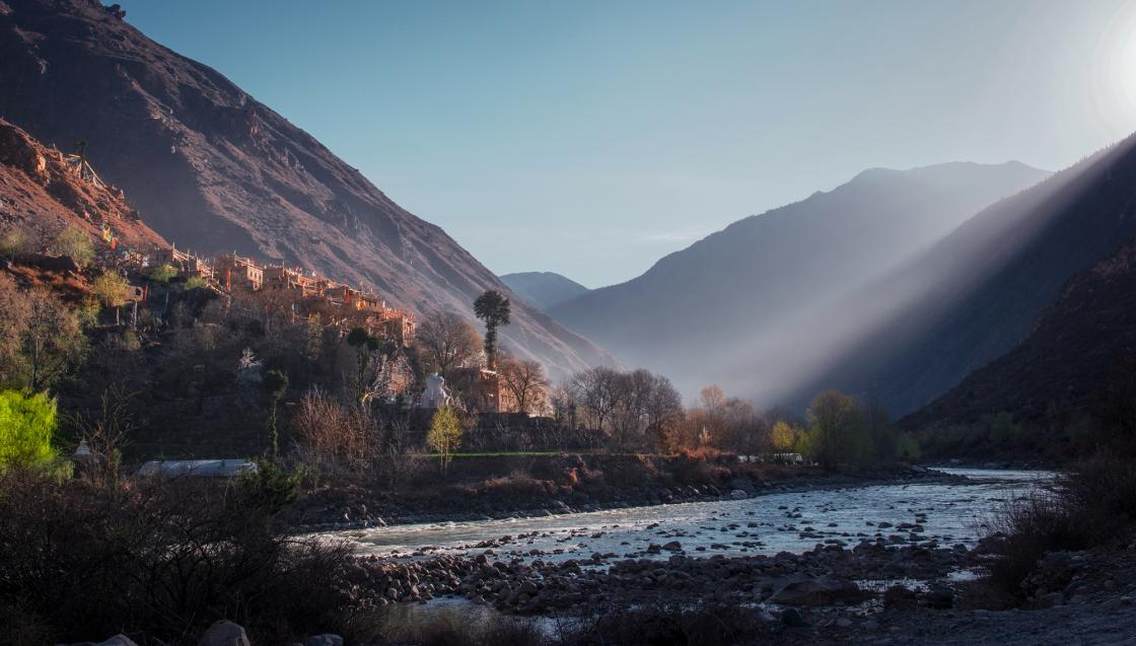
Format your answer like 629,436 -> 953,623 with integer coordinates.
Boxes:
473,290 -> 511,369
804,390 -> 865,470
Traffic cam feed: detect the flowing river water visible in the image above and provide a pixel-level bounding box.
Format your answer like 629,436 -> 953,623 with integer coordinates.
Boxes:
327,468 -> 1054,565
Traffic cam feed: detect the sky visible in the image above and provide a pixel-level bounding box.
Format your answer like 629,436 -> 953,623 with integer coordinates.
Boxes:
119,0 -> 1136,288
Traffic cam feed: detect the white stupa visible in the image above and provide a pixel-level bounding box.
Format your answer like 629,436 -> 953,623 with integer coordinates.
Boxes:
421,372 -> 451,409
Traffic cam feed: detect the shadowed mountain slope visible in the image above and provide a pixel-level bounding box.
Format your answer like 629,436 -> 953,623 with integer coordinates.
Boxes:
780,132 -> 1136,416
550,161 -> 1048,396
903,233 -> 1136,430
0,0 -> 608,378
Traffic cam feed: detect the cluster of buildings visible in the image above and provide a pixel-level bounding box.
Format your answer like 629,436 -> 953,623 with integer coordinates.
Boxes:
150,245 -> 415,345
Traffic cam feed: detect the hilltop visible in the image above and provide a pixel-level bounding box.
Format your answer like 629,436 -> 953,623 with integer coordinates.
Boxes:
550,161 -> 1048,397
0,0 -> 608,379
500,271 -> 591,311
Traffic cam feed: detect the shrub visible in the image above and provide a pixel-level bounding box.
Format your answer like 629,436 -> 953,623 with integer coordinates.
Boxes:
0,390 -> 58,471
985,456 -> 1136,597
379,605 -> 545,646
563,602 -> 766,645
50,225 -> 95,268
146,263 -> 178,283
986,493 -> 1094,597
0,468 -> 359,644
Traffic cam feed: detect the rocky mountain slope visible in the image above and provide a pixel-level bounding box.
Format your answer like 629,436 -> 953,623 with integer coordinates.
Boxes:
550,161 -> 1048,396
904,232 -> 1136,429
0,115 -> 166,253
783,132 -> 1136,416
0,0 -> 608,378
500,271 -> 590,312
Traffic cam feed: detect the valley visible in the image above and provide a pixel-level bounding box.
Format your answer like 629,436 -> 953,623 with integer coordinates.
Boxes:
1,1 -> 1136,645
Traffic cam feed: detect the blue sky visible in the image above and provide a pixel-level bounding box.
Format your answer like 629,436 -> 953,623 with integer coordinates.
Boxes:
120,0 -> 1136,287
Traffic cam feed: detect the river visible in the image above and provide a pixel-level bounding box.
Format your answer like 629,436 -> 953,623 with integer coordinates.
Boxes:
327,468 -> 1054,564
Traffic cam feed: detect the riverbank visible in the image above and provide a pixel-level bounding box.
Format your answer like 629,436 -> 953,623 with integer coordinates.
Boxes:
335,519 -> 1136,645
287,454 -> 963,531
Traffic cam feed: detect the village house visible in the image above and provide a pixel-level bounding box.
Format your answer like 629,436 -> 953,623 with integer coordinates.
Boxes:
153,245 -> 213,280
447,366 -> 516,414
263,264 -> 320,297
214,253 -> 263,291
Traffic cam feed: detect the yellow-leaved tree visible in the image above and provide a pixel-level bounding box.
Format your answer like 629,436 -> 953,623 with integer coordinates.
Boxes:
426,406 -> 462,474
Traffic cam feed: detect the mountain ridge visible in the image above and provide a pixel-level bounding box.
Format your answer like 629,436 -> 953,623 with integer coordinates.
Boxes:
500,271 -> 590,312
780,132 -> 1136,416
549,160 -> 1049,397
0,0 -> 610,379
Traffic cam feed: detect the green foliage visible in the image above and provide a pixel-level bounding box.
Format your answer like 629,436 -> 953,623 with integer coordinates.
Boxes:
896,433 -> 922,461
427,406 -> 463,473
240,459 -> 303,512
0,390 -> 58,471
473,290 -> 511,367
262,369 -> 289,458
803,390 -> 866,469
183,275 -> 207,290
0,227 -> 28,259
146,263 -> 178,284
799,391 -> 903,469
50,226 -> 95,268
346,327 -> 371,348
91,271 -> 130,309
987,411 -> 1024,446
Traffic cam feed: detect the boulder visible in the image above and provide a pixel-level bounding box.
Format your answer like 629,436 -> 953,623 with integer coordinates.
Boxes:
921,584 -> 954,609
198,620 -> 250,646
780,608 -> 807,626
304,636 -> 344,646
85,636 -> 139,646
769,577 -> 865,606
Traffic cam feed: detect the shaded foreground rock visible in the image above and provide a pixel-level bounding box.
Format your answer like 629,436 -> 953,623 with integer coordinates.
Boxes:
769,576 -> 866,606
197,620 -> 250,646
342,541 -> 971,616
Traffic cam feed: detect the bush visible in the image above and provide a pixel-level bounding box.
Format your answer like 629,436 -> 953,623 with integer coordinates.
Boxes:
0,468 -> 361,644
985,456 -> 1136,597
50,226 -> 95,268
987,493 -> 1095,596
0,390 -> 58,471
378,605 -> 545,646
563,602 -> 766,646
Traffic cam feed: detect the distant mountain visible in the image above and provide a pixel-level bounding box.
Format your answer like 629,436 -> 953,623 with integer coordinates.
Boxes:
0,116 -> 166,253
500,271 -> 590,311
549,161 -> 1049,396
0,0 -> 609,378
781,133 -> 1136,417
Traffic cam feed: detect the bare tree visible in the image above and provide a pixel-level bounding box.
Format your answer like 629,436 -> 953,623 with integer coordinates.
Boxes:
497,355 -> 550,414
644,374 -> 684,447
292,388 -> 374,474
569,366 -> 622,433
415,310 -> 482,375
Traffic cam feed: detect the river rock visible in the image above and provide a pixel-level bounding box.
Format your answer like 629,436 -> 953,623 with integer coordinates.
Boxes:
780,607 -> 807,626
769,577 -> 865,606
197,620 -> 250,646
74,636 -> 139,646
